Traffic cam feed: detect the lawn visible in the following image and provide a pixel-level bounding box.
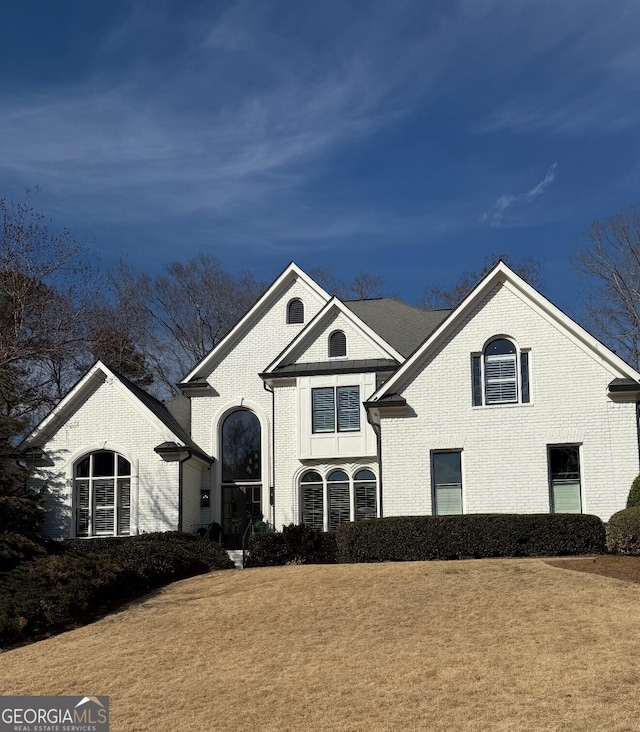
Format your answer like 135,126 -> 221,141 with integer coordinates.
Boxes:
1,557 -> 640,731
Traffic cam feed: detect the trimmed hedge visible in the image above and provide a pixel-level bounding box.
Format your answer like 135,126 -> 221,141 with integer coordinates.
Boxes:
606,507 -> 640,555
335,514 -> 606,563
626,475 -> 640,508
246,524 -> 337,567
0,532 -> 233,648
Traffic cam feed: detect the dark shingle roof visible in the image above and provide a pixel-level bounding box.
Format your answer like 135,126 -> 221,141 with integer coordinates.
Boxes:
115,371 -> 211,462
263,358 -> 399,379
344,298 -> 450,357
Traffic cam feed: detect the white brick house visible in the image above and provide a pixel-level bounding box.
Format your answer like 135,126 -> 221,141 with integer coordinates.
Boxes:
24,261 -> 640,545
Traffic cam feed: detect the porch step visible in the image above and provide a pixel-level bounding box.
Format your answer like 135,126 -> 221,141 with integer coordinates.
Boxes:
226,549 -> 244,569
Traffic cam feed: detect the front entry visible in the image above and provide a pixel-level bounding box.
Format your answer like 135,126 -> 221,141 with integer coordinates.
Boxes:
221,484 -> 262,549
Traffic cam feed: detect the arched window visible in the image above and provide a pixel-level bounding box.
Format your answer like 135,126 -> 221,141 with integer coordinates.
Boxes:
221,409 -> 262,548
471,337 -> 530,406
299,468 -> 377,532
354,469 -> 377,521
300,471 -> 323,530
74,451 -> 131,537
329,330 -> 347,358
287,298 -> 304,324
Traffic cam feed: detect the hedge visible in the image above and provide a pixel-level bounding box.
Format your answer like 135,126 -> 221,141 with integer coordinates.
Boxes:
626,476 -> 640,508
606,507 -> 640,555
0,532 -> 233,648
246,524 -> 337,567
335,514 -> 606,563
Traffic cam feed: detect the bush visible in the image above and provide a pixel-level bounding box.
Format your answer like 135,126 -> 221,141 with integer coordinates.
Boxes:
0,532 -> 233,648
336,514 -> 606,564
606,507 -> 640,554
246,524 -> 337,567
626,475 -> 640,508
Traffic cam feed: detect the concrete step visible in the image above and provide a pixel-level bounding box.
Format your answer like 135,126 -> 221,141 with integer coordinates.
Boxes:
226,549 -> 244,569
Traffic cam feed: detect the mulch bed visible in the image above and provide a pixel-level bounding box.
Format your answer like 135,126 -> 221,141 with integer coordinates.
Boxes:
545,554 -> 640,584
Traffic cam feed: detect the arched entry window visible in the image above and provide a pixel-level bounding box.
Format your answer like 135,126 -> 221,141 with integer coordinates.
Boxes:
221,410 -> 262,548
74,451 -> 131,537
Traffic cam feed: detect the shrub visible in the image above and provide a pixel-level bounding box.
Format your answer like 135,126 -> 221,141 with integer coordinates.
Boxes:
246,524 -> 338,567
0,532 -> 233,648
626,475 -> 640,508
336,514 -> 606,564
606,507 -> 640,554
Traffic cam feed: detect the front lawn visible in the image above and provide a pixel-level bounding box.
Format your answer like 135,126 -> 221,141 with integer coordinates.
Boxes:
1,558 -> 639,730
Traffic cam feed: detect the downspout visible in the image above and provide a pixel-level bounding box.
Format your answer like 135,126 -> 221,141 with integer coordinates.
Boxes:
263,380 -> 276,528
178,451 -> 192,532
366,406 -> 383,518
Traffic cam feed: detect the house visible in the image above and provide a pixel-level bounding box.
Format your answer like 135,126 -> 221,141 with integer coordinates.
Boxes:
23,261 -> 640,547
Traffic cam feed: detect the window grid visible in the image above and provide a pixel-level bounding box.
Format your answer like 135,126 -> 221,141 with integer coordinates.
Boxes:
75,451 -> 131,537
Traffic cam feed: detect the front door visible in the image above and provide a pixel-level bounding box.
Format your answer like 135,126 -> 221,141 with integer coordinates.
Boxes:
221,484 -> 262,549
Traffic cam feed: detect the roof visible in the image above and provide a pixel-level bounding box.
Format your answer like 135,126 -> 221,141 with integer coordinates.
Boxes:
344,299 -> 450,357
262,358 -> 399,379
114,371 -> 211,461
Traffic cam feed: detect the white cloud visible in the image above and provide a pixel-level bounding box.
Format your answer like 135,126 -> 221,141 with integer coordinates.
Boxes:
483,163 -> 558,227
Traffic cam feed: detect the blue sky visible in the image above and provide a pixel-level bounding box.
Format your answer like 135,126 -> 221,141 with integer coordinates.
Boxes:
1,1 -> 639,314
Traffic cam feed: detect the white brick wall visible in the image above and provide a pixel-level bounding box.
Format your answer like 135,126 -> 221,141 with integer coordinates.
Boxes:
380,282 -> 639,522
35,376 -> 181,539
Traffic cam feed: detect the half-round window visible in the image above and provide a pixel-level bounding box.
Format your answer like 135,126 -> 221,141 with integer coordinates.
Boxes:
287,298 -> 304,324
74,451 -> 131,537
329,330 -> 347,358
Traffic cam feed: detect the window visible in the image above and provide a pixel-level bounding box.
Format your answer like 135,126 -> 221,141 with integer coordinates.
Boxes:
312,386 -> 360,434
329,330 -> 347,358
549,445 -> 582,513
300,468 -> 378,531
472,338 -> 530,406
74,451 -> 131,537
287,298 -> 304,324
432,451 -> 462,515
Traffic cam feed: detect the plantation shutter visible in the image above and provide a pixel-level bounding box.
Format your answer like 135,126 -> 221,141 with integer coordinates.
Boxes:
118,479 -> 131,535
337,386 -> 360,432
94,480 -> 115,535
329,331 -> 347,358
484,353 -> 517,403
312,387 -> 335,433
328,480 -> 350,531
433,452 -> 462,516
301,481 -> 324,530
355,470 -> 377,521
76,480 -> 90,537
287,299 -> 304,324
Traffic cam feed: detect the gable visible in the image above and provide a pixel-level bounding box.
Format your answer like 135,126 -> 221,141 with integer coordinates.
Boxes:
182,264 -> 329,383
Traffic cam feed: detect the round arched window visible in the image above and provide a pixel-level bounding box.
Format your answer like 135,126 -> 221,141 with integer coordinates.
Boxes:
74,451 -> 131,537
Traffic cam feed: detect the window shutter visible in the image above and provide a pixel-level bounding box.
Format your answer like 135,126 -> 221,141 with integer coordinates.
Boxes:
118,479 -> 131,536
328,481 -> 350,531
312,388 -> 335,433
94,480 -> 115,535
484,354 -> 517,403
301,482 -> 324,530
355,480 -> 377,521
472,355 -> 482,406
76,480 -> 90,537
520,351 -> 530,403
287,299 -> 304,324
329,331 -> 347,358
337,386 -> 360,432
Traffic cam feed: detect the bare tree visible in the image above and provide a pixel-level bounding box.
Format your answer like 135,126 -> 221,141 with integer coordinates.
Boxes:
419,254 -> 544,310
574,207 -> 640,369
309,267 -> 384,299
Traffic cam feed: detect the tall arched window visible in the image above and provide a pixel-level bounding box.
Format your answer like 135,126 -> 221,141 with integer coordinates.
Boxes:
74,451 -> 131,537
327,470 -> 350,531
354,469 -> 377,521
300,468 -> 377,532
300,471 -> 324,530
287,298 -> 304,324
329,330 -> 347,358
221,410 -> 262,548
471,337 -> 530,406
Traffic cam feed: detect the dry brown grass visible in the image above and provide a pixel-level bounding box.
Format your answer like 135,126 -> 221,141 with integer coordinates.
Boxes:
2,558 -> 640,731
